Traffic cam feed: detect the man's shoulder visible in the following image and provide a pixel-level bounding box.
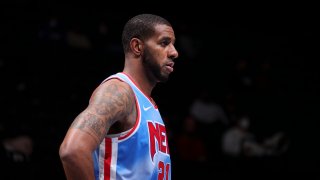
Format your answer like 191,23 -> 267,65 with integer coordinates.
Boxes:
99,78 -> 131,93
89,76 -> 133,103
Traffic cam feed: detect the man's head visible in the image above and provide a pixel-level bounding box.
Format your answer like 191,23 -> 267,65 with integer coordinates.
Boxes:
122,14 -> 179,82
122,14 -> 172,53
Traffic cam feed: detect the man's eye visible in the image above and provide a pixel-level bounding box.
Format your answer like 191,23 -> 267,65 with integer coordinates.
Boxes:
161,41 -> 170,46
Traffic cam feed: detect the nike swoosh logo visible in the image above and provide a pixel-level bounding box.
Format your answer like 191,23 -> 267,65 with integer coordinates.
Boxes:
143,105 -> 152,111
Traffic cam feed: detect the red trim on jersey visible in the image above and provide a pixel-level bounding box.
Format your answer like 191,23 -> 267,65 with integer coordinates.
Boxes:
98,75 -> 140,140
118,94 -> 140,140
104,138 -> 112,180
120,72 -> 158,109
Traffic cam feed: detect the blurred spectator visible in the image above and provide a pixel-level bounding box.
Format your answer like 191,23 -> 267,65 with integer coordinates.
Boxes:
172,115 -> 209,180
2,135 -> 33,161
189,88 -> 229,161
189,89 -> 229,125
221,115 -> 288,158
66,24 -> 92,49
0,123 -> 34,179
230,58 -> 254,92
174,116 -> 208,163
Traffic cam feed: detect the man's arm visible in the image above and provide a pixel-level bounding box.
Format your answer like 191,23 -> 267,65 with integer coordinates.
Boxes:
59,79 -> 134,180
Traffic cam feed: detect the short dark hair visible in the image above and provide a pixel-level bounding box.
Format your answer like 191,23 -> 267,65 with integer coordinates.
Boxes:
122,14 -> 172,53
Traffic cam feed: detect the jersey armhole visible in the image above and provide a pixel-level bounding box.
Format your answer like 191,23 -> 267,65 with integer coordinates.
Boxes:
94,76 -> 141,140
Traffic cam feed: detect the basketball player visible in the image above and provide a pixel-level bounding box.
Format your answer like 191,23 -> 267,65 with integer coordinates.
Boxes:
59,14 -> 179,180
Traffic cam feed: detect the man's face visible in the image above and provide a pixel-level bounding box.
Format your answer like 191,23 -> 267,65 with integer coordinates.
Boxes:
141,24 -> 179,82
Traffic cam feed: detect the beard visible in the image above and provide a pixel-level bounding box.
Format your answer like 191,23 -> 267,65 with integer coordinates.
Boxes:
142,47 -> 169,82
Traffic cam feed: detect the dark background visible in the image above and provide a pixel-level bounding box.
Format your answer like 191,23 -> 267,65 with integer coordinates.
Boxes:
0,1 -> 319,179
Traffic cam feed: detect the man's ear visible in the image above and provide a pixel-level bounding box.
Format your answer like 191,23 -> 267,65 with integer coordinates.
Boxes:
130,38 -> 143,56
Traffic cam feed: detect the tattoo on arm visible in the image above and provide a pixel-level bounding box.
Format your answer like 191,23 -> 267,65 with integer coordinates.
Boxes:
70,81 -> 134,143
93,83 -> 134,118
71,112 -> 107,141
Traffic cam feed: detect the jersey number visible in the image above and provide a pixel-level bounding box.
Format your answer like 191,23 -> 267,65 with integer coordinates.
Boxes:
158,161 -> 170,180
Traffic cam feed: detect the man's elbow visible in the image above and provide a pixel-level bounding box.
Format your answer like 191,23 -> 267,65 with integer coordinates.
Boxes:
59,140 -> 93,162
59,142 -> 78,162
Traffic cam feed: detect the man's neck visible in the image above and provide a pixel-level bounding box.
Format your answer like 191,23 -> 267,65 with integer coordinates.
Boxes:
123,66 -> 155,97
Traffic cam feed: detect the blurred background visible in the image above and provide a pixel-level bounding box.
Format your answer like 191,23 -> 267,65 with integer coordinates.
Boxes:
0,1 -> 319,179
